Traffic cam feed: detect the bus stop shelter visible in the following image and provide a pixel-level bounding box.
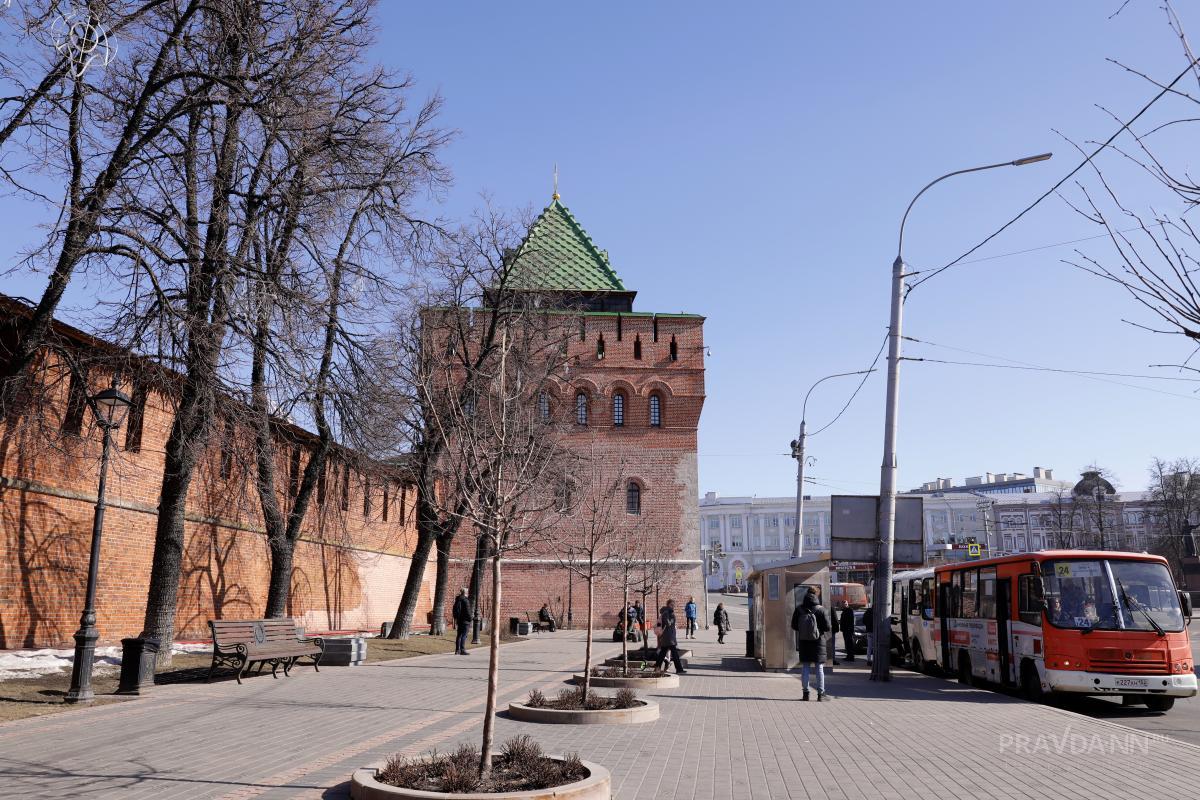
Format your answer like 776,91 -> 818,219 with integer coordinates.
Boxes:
747,553 -> 832,671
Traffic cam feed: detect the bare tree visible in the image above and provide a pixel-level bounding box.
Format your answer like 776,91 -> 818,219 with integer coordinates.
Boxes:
1073,465 -> 1121,551
1146,456 -> 1200,582
1045,489 -> 1084,549
1062,2 -> 1200,368
0,0 -> 209,406
422,257 -> 574,774
555,438 -> 625,696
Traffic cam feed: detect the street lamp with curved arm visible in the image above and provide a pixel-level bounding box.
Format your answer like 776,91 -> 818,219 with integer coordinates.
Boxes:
789,369 -> 876,558
871,151 -> 1053,683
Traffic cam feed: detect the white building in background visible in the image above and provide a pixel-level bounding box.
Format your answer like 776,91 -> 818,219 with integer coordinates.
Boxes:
699,491 -> 991,590
700,469 -> 1158,589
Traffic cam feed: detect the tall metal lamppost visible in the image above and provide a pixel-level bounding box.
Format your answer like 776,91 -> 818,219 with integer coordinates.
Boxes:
871,152 -> 1053,682
66,386 -> 132,704
790,370 -> 875,559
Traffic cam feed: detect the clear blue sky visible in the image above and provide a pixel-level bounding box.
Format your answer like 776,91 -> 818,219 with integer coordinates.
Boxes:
6,2 -> 1198,497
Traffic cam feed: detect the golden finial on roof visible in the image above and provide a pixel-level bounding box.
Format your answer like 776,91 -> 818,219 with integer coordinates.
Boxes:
552,163 -> 560,201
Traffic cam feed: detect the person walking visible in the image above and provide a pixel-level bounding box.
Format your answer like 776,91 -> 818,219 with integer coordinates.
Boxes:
684,596 -> 699,639
714,602 -> 731,644
653,599 -> 687,674
840,605 -> 857,662
791,587 -> 831,701
452,588 -> 472,655
632,600 -> 646,645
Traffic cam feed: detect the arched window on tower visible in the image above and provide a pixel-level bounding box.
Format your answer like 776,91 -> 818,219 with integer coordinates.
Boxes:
649,394 -> 662,428
538,391 -> 550,421
575,392 -> 588,426
626,481 -> 641,515
612,391 -> 625,427
597,334 -> 606,360
633,335 -> 642,360
669,335 -> 678,362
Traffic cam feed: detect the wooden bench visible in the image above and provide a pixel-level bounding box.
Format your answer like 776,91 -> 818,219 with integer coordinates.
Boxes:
208,619 -> 324,684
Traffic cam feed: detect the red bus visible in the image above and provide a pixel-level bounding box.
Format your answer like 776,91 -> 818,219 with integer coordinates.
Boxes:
900,550 -> 1195,711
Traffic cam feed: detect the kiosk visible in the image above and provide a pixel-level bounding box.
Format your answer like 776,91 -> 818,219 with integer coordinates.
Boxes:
747,553 -> 832,672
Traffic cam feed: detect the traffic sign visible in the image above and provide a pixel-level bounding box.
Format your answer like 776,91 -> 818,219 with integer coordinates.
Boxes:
967,543 -> 981,558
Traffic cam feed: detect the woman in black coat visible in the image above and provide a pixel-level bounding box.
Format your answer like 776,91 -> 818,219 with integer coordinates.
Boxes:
790,589 -> 830,700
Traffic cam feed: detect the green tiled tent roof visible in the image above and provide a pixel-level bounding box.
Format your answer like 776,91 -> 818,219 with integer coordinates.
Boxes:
507,199 -> 627,292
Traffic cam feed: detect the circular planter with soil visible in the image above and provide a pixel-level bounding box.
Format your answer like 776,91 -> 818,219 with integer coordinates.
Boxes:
351,761 -> 610,800
572,672 -> 679,690
351,738 -> 610,800
602,649 -> 690,668
508,699 -> 659,725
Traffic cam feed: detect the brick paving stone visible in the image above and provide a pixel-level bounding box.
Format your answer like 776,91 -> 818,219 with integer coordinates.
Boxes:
2,623 -> 1200,800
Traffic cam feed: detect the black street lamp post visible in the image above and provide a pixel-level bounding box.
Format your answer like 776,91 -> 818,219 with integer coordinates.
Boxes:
65,386 -> 132,704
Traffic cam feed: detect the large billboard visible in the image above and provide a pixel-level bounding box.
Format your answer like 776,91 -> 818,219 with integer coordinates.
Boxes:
830,495 -> 924,566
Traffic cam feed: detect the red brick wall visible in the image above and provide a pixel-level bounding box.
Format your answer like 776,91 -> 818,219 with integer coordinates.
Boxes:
0,348 -> 432,649
443,311 -> 706,631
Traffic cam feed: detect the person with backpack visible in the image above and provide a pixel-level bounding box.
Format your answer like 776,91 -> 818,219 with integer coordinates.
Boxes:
684,596 -> 699,639
713,602 -> 731,644
790,587 -> 831,701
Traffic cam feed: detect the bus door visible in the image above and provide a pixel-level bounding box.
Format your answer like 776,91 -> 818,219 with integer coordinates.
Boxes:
996,578 -> 1013,687
938,581 -> 952,670
899,581 -> 910,654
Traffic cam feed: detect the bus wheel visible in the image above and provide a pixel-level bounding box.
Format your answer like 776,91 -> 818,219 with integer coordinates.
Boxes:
957,652 -> 972,685
1020,661 -> 1044,703
1145,696 -> 1175,713
910,639 -> 924,673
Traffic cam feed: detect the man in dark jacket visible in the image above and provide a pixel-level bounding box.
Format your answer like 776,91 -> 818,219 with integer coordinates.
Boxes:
713,603 -> 731,644
840,606 -> 857,662
632,600 -> 646,644
452,588 -> 472,655
790,588 -> 831,701
653,599 -> 687,674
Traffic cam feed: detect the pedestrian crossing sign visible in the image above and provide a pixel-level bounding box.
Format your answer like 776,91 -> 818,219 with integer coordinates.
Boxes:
967,543 -> 981,558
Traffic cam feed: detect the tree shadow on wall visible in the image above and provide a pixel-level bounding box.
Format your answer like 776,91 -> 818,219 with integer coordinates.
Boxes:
180,523 -> 253,634
2,486 -> 84,649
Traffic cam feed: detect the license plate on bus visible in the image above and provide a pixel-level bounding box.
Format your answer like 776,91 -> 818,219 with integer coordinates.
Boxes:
1115,678 -> 1148,688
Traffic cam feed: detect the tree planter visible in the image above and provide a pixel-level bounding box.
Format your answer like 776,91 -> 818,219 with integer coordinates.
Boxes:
602,650 -> 689,668
507,700 -> 659,725
350,759 -> 611,800
572,672 -> 679,690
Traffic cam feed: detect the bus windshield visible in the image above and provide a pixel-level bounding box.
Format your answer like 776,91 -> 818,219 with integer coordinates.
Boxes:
1042,559 -> 1183,633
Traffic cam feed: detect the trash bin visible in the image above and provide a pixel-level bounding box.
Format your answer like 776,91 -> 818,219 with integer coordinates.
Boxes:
117,637 -> 160,695
509,616 -> 521,635
744,630 -> 754,659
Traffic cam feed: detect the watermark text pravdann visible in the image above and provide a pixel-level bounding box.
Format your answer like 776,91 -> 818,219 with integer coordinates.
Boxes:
999,725 -> 1167,756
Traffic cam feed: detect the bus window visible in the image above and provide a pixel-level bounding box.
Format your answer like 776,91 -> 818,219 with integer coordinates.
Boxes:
910,579 -> 923,614
921,578 -> 935,619
950,572 -> 963,618
962,570 -> 978,619
979,567 -> 997,620
1108,560 -> 1185,632
1018,574 -> 1043,626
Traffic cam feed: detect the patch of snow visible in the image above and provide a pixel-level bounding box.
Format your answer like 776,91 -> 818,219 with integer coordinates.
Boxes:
0,641 -> 211,680
0,646 -> 121,681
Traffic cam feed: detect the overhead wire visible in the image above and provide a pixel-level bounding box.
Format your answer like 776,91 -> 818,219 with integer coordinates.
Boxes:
809,331 -> 888,437
900,334 -> 1200,402
904,55 -> 1200,296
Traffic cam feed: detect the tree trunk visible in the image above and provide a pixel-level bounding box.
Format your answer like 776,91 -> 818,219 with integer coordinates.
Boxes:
141,376 -> 210,666
388,525 -> 435,638
430,533 -> 452,635
582,575 -> 594,697
479,551 -> 502,775
622,583 -> 629,672
468,532 -> 489,631
265,536 -> 294,618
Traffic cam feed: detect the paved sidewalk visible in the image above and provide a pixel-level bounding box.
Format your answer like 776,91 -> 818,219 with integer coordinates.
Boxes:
2,618 -> 1199,799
